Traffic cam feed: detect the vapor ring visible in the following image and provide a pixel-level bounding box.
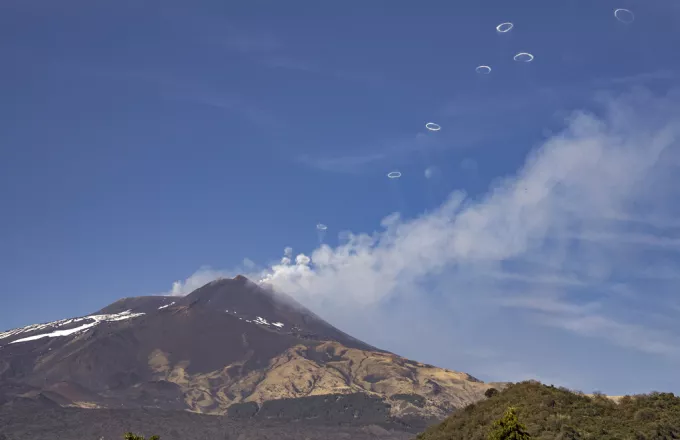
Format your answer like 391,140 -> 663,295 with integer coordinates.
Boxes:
513,52 -> 534,62
614,8 -> 635,24
496,22 -> 514,33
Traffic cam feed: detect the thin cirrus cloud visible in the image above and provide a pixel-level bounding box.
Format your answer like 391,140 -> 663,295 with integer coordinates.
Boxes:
218,24 -> 385,86
295,80 -> 596,176
296,131 -> 449,174
296,152 -> 388,174
64,62 -> 285,131
222,28 -> 283,54
166,88 -> 680,389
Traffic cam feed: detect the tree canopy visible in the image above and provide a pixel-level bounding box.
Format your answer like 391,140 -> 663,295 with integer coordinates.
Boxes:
487,407 -> 531,440
124,433 -> 159,440
417,381 -> 680,440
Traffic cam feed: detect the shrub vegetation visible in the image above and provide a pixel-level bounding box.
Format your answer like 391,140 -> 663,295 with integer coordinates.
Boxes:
417,381 -> 680,440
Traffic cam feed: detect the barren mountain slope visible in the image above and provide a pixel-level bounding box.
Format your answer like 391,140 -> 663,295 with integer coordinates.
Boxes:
0,276 -> 505,424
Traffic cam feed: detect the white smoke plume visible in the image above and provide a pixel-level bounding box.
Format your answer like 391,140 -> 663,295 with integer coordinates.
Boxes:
259,89 -> 680,308
168,89 -> 680,393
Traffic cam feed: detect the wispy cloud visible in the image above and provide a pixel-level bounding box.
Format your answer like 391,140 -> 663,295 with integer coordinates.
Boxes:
460,158 -> 479,172
295,131 -> 449,174
218,25 -> 384,86
539,312 -> 680,357
603,69 -> 677,86
295,79 -> 580,175
499,293 -> 601,316
167,267 -> 233,296
165,259 -> 257,297
222,28 -> 282,54
66,62 -> 284,130
158,82 -> 285,130
258,55 -> 319,73
572,231 -> 680,250
296,152 -> 388,174
167,88 -> 680,392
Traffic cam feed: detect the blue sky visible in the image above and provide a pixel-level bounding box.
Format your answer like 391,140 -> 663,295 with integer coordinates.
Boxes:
2,0 -> 680,395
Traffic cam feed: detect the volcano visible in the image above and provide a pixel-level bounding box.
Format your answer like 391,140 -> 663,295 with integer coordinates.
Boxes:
0,276 -> 504,439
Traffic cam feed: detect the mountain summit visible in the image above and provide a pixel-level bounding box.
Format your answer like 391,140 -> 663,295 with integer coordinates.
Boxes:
97,276 -> 376,352
0,276 -> 503,426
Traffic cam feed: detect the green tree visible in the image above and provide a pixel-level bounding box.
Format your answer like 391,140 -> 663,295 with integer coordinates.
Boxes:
124,433 -> 160,440
488,407 -> 532,440
485,388 -> 500,398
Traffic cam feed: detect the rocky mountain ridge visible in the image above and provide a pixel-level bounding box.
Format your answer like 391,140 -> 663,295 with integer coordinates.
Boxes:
0,276 -> 506,430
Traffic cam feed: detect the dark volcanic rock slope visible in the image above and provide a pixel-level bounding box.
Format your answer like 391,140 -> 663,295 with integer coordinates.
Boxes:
0,276 -> 503,422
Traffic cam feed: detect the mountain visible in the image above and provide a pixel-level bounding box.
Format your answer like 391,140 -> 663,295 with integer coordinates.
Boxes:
0,276 -> 505,439
417,381 -> 680,440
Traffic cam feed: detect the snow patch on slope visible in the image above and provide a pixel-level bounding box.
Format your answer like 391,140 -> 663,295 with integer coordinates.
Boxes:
254,316 -> 284,328
223,310 -> 284,329
1,310 -> 145,345
254,316 -> 270,326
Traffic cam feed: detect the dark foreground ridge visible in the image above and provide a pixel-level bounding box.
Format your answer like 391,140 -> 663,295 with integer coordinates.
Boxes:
418,381 -> 680,440
0,392 -> 421,440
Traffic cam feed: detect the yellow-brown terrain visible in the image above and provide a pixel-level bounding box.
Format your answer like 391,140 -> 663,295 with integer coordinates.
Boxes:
147,340 -> 505,418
